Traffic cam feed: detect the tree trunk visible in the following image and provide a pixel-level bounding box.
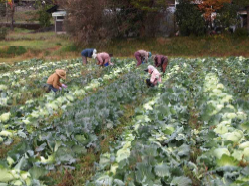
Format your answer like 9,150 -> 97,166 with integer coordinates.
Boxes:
11,1 -> 15,30
247,6 -> 249,33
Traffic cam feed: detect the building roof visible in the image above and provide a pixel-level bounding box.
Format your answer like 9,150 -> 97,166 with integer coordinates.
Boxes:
52,11 -> 66,17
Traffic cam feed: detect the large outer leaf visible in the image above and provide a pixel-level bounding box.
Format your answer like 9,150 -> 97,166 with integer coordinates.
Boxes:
217,154 -> 238,167
171,176 -> 192,186
0,168 -> 15,182
154,163 -> 170,177
95,175 -> 113,186
135,163 -> 155,185
29,166 -> 48,180
113,179 -> 125,186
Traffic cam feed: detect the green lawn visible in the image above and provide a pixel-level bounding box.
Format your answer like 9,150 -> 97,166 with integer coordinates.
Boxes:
0,29 -> 77,63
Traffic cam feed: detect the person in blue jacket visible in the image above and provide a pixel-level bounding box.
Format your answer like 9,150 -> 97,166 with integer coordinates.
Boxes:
81,48 -> 97,65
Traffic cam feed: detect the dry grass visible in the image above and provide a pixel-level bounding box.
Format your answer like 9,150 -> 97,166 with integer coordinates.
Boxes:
101,35 -> 249,58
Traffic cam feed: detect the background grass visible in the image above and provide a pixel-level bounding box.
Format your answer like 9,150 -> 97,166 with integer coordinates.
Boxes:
103,35 -> 249,57
0,28 -> 249,63
0,9 -> 54,24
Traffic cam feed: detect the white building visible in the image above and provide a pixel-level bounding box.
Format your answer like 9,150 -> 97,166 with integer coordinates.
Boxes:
52,10 -> 66,34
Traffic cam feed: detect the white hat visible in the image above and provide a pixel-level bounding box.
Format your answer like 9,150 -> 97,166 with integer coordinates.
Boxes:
92,53 -> 97,59
147,65 -> 155,74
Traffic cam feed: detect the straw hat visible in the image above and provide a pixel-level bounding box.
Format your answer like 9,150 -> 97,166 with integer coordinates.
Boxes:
55,69 -> 66,80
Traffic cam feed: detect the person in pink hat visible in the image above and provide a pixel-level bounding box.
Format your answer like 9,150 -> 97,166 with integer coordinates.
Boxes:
93,52 -> 113,67
144,65 -> 162,87
134,50 -> 152,67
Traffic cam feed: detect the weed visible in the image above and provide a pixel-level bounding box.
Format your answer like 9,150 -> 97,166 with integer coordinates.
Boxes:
0,137 -> 21,159
0,27 -> 8,40
60,45 -> 80,52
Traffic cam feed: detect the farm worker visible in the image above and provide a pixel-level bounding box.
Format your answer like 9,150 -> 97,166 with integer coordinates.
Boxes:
134,50 -> 152,67
154,54 -> 169,74
46,69 -> 67,93
144,65 -> 162,87
81,48 -> 97,65
93,52 -> 113,67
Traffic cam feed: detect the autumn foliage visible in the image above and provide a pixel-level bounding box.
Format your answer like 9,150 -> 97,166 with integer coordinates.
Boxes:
198,0 -> 231,22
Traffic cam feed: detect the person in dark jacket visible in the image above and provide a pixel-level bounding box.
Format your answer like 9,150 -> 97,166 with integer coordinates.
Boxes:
154,54 -> 169,75
81,48 -> 97,65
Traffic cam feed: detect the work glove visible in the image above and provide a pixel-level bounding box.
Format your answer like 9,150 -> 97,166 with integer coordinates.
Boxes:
62,84 -> 67,88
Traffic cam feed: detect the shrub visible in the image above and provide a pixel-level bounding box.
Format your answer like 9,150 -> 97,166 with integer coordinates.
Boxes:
0,27 -> 8,40
0,2 -> 6,17
234,28 -> 248,37
175,0 -> 206,36
7,46 -> 27,56
38,10 -> 51,28
61,45 -> 79,52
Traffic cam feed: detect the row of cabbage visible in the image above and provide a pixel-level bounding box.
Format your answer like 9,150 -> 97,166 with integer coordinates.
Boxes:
87,57 -> 249,186
0,59 -> 136,145
0,59 -> 84,109
1,59 -> 77,75
0,60 -> 154,185
195,57 -> 249,186
87,58 -> 207,185
1,57 -> 248,185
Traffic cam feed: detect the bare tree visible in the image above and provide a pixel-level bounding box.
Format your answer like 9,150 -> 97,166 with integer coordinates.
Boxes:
58,0 -> 116,45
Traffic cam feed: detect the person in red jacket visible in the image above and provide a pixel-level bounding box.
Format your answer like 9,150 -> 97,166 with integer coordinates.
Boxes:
134,50 -> 152,67
93,52 -> 113,67
154,54 -> 169,75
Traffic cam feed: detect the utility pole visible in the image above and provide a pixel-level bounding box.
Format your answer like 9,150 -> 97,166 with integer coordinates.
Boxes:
11,0 -> 14,30
247,6 -> 249,33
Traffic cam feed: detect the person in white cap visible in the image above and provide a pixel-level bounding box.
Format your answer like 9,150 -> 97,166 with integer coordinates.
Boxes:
46,69 -> 67,93
81,48 -> 97,65
144,65 -> 162,87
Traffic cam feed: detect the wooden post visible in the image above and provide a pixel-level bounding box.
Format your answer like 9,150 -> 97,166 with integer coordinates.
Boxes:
6,1 -> 8,23
247,6 -> 249,33
10,0 -> 14,30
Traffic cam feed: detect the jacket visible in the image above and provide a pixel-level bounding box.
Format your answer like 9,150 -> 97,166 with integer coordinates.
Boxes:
137,50 -> 149,63
96,52 -> 111,65
154,55 -> 168,67
47,73 -> 62,89
81,48 -> 94,58
150,68 -> 162,85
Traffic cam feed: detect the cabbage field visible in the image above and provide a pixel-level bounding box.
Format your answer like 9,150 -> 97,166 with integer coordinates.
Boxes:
0,57 -> 248,186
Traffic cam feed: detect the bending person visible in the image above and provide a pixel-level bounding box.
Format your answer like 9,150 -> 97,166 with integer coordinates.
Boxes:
93,52 -> 113,67
154,54 -> 169,74
134,49 -> 152,67
46,69 -> 67,93
144,65 -> 161,87
81,48 -> 97,65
